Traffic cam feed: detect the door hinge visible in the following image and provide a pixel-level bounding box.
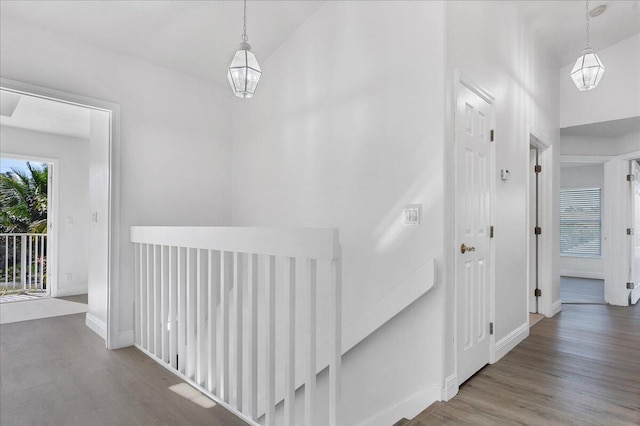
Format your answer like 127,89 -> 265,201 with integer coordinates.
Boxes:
627,228 -> 635,235
534,165 -> 542,173
627,174 -> 635,182
490,225 -> 494,238
490,322 -> 494,335
534,288 -> 542,297
627,282 -> 636,290
534,226 -> 542,235
490,129 -> 495,142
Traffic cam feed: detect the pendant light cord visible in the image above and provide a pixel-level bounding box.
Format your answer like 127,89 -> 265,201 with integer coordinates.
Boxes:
242,0 -> 248,42
585,0 -> 590,48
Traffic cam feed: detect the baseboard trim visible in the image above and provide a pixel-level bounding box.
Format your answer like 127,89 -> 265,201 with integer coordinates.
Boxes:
355,386 -> 440,426
116,330 -> 135,348
494,322 -> 529,362
85,312 -> 106,341
55,284 -> 88,297
440,374 -> 458,401
550,300 -> 562,317
560,270 -> 604,280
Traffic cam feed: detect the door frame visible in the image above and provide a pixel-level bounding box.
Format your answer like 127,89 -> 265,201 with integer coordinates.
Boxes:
527,132 -> 555,317
1,78 -> 122,349
450,69 -> 497,389
0,152 -> 59,296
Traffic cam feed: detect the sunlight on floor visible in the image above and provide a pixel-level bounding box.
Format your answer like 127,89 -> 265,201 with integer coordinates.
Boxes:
169,383 -> 217,409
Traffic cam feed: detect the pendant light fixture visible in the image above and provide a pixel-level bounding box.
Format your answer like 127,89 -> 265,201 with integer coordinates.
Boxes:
228,0 -> 261,98
570,0 -> 605,91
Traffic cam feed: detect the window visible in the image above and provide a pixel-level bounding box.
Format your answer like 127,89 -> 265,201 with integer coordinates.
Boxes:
560,188 -> 601,257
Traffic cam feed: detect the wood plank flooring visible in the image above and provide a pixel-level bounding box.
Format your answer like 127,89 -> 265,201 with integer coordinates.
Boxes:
410,304 -> 640,425
561,277 -> 605,304
0,313 -> 248,426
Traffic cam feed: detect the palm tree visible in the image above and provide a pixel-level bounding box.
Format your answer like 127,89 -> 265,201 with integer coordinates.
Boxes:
0,162 -> 48,233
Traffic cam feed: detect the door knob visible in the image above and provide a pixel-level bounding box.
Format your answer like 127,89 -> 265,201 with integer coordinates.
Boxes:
460,243 -> 476,254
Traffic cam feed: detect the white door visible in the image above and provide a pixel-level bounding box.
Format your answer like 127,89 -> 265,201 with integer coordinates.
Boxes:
631,161 -> 640,304
455,79 -> 493,385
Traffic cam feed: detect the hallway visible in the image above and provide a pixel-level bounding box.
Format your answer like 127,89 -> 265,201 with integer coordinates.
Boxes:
410,304 -> 640,425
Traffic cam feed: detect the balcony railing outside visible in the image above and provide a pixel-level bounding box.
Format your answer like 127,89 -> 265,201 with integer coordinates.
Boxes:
0,233 -> 48,293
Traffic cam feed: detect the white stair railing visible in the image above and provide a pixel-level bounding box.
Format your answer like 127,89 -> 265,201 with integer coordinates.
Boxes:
0,233 -> 48,291
130,226 -> 342,426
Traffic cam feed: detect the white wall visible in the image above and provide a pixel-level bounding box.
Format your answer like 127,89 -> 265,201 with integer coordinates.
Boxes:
561,132 -> 640,156
560,35 -> 640,128
0,18 -> 234,344
444,0 -> 560,381
0,126 -> 89,295
232,2 -> 446,423
560,164 -> 605,279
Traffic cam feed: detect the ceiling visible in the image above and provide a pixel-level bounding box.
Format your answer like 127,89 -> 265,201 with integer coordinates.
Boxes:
0,1 -> 638,85
0,90 -> 91,139
0,0 -> 325,86
560,116 -> 640,137
521,1 -> 640,66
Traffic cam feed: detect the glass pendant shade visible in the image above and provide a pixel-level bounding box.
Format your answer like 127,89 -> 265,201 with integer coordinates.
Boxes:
227,42 -> 261,99
570,48 -> 605,91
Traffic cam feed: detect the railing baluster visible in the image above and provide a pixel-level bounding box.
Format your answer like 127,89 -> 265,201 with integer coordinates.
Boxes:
12,236 -> 17,288
161,245 -> 169,363
234,252 -> 244,411
20,236 -> 27,289
134,243 -> 140,345
169,246 -> 178,369
33,235 -> 38,290
329,249 -> 342,426
186,248 -> 195,379
285,256 -> 296,426
178,247 -> 186,374
27,236 -> 31,289
247,253 -> 258,419
305,259 -> 317,426
221,251 -> 232,402
154,244 -> 160,356
3,236 -> 8,287
140,244 -> 147,349
40,234 -> 45,290
196,249 -> 204,385
265,254 -> 276,426
207,250 -> 220,392
147,244 -> 153,351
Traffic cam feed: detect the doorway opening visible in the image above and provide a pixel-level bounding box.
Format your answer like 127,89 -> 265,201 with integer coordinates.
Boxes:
0,157 -> 53,300
0,80 -> 120,347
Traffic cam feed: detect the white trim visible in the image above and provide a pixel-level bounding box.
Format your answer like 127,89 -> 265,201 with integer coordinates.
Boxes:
440,374 -> 458,401
86,312 -> 107,340
117,330 -> 135,348
55,284 -> 88,297
1,78 -> 122,350
0,152 -> 59,298
561,155 -> 612,164
560,270 -> 604,280
616,150 -> 640,161
494,322 -> 529,362
550,300 -> 562,317
354,386 -> 441,426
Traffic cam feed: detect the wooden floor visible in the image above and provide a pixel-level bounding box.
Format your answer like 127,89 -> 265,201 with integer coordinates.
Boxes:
409,303 -> 640,425
0,313 -> 247,426
560,277 -> 605,304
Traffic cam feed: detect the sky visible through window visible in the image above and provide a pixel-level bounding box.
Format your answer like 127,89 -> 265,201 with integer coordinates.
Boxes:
0,158 -> 31,174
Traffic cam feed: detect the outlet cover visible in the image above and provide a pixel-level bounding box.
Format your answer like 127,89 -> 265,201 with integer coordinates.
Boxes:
403,204 -> 422,225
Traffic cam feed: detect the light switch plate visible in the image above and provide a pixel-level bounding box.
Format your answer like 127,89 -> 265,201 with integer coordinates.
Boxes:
501,169 -> 510,180
403,204 -> 422,225
91,212 -> 98,223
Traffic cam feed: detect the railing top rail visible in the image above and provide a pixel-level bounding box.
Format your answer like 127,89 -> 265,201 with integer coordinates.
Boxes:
130,226 -> 340,261
0,233 -> 47,237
